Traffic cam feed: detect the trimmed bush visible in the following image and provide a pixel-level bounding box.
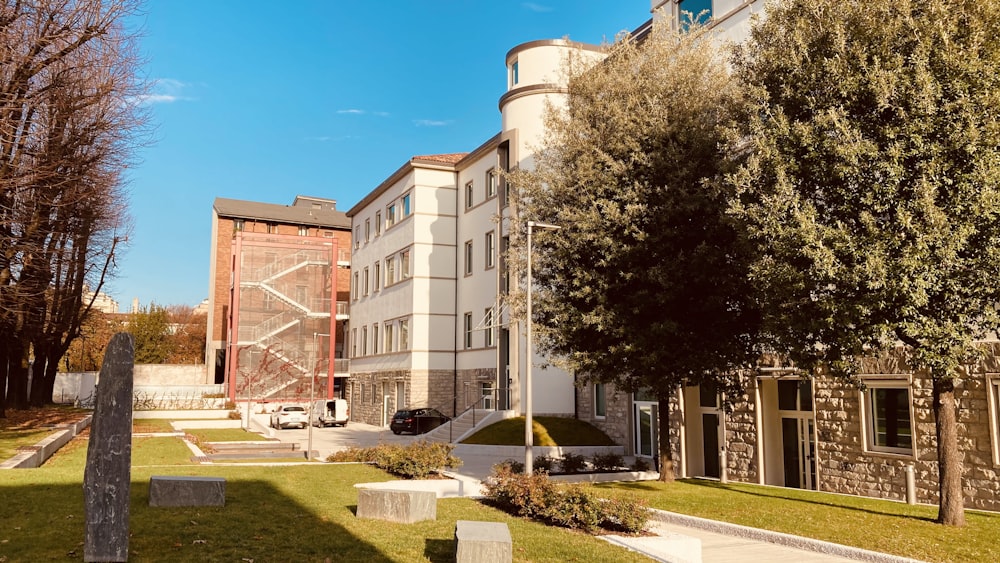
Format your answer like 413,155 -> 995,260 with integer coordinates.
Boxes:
325,441 -> 461,478
559,452 -> 587,474
483,465 -> 649,534
591,451 -> 625,472
630,457 -> 651,472
534,455 -> 557,473
492,458 -> 524,474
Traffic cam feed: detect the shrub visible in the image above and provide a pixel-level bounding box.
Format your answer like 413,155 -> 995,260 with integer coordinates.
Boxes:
227,410 -> 242,420
630,457 -> 651,472
483,464 -> 553,518
483,465 -> 649,534
534,455 -> 556,473
591,451 -> 625,472
559,452 -> 587,474
324,441 -> 461,478
600,496 -> 651,534
542,484 -> 603,531
492,458 -> 524,474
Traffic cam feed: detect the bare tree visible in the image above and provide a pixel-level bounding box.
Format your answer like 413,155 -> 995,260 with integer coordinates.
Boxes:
0,0 -> 147,415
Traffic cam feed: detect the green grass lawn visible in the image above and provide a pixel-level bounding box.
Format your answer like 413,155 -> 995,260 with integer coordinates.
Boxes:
133,418 -> 177,433
595,478 -> 1000,563
462,416 -> 616,446
184,428 -> 272,443
0,433 -> 648,562
0,429 -> 57,460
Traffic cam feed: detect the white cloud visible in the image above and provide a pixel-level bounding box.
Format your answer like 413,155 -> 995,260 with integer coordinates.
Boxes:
413,119 -> 452,127
522,2 -> 553,13
336,109 -> 390,117
337,109 -> 365,114
134,78 -> 193,105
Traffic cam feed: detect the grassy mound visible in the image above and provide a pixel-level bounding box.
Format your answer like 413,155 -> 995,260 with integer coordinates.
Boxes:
461,416 -> 615,446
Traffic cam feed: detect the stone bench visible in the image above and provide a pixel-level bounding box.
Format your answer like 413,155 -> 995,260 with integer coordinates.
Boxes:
148,475 -> 226,507
454,520 -> 512,563
355,487 -> 436,523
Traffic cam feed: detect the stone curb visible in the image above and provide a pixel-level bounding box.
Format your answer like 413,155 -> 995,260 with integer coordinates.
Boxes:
0,414 -> 92,469
648,509 -> 929,563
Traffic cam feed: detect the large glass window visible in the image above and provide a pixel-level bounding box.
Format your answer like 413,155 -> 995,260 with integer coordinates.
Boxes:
402,193 -> 411,217
865,382 -> 913,454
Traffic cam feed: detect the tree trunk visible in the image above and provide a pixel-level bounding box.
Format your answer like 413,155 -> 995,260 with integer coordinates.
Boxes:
932,377 -> 965,526
657,389 -> 675,482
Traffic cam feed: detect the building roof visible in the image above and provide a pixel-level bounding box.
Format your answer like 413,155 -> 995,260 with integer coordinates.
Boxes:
214,196 -> 351,229
346,153 -> 471,217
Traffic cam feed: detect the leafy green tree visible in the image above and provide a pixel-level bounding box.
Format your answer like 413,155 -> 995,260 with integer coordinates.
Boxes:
511,23 -> 762,481
127,304 -> 172,364
729,0 -> 1000,526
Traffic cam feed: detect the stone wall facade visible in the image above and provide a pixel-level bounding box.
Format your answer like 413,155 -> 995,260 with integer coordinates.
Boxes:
575,382 -> 631,452
722,382 -> 760,483
346,368 -> 502,426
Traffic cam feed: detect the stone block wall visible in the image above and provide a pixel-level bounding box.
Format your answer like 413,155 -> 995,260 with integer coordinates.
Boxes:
576,382 -> 631,452
723,385 -> 760,483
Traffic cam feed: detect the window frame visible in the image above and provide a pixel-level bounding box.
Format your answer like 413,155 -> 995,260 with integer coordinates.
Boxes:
373,262 -> 380,292
365,219 -> 371,243
375,211 -> 382,235
485,230 -> 496,270
399,318 -> 409,350
362,266 -> 369,296
465,181 -> 474,209
463,312 -> 473,349
387,204 -> 396,228
385,255 -> 396,286
594,383 -> 607,419
371,323 -> 378,354
361,325 -> 368,356
384,322 -> 394,353
862,377 -> 915,457
988,375 -> 1000,466
400,248 -> 411,279
486,169 -> 497,199
484,308 -> 494,347
464,240 -> 473,276
402,193 -> 412,218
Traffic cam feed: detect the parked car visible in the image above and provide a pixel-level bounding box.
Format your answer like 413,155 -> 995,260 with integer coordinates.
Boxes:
389,407 -> 449,435
311,399 -> 349,427
270,405 -> 307,429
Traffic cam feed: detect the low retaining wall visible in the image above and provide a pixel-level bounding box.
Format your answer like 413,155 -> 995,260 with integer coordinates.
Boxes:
1,415 -> 92,469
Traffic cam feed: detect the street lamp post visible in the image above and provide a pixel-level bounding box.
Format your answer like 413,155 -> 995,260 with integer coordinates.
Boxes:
525,220 -> 561,474
308,332 -> 330,461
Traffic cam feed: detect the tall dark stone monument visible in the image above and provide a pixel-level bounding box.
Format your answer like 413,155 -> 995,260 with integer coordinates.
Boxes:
83,332 -> 135,562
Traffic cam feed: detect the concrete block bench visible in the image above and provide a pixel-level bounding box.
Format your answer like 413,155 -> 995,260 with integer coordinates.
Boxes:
356,487 -> 436,523
148,475 -> 226,507
454,520 -> 512,563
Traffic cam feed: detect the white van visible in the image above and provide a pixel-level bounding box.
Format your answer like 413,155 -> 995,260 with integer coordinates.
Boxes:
311,399 -> 349,427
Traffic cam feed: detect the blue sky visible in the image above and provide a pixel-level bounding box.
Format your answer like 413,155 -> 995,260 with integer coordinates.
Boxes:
114,1 -> 649,309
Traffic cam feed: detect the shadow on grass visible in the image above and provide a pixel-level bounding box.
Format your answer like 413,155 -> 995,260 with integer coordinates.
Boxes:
610,478 -> 939,524
0,477 -> 412,562
425,538 -> 453,563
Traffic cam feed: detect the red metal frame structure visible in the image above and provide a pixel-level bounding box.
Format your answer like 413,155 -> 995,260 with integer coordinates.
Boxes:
225,231 -> 338,403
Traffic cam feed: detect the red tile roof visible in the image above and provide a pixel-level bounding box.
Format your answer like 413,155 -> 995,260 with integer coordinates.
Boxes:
412,153 -> 469,165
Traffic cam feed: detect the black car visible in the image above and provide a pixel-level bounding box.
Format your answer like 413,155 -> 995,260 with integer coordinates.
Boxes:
390,408 -> 449,435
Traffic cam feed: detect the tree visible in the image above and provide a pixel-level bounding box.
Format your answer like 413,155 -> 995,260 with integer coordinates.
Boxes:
0,0 -> 146,414
510,23 -> 762,481
729,0 -> 1000,526
127,304 -> 171,364
165,305 -> 207,364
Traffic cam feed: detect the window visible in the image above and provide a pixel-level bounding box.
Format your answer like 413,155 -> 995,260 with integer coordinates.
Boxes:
464,241 -> 473,276
465,181 -> 474,209
679,0 -> 712,27
501,236 -> 510,293
399,319 -> 409,350
401,249 -> 411,279
361,326 -> 368,356
864,380 -> 913,454
362,267 -> 369,296
386,256 -> 396,285
372,382 -> 380,405
267,223 -> 277,234
373,262 -> 380,292
594,383 -> 607,418
485,231 -> 496,269
375,211 -> 382,234
360,382 -> 366,404
510,60 -> 519,87
371,323 -> 378,354
234,219 -> 244,231
354,225 -> 361,248
365,219 -> 371,243
351,328 -> 357,357
486,169 -> 497,198
499,142 -> 510,207
463,313 -> 473,349
387,204 -> 396,227
484,308 -> 494,347
384,323 -> 394,353
352,272 -> 359,300
402,193 -> 411,217
298,226 -> 308,236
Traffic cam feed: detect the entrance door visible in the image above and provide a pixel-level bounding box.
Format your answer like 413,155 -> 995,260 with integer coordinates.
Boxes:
702,412 -> 720,478
634,402 -> 658,458
781,417 -> 815,489
777,379 -> 816,490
